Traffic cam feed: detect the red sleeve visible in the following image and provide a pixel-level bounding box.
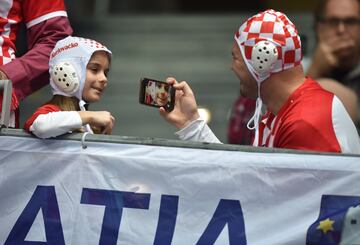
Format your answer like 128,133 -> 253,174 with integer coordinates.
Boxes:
0,16 -> 73,102
24,104 -> 61,132
22,0 -> 66,24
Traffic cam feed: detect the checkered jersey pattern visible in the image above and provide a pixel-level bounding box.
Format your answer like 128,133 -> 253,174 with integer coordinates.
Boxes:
235,9 -> 302,82
0,0 -> 67,66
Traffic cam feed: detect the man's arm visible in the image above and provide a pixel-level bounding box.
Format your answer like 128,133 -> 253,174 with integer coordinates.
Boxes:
175,118 -> 221,143
159,77 -> 221,143
0,16 -> 72,102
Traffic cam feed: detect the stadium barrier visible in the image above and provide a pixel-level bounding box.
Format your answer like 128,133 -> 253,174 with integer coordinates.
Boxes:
1,128 -> 359,245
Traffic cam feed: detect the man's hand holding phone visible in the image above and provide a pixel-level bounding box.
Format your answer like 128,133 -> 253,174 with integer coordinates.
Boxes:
159,77 -> 200,129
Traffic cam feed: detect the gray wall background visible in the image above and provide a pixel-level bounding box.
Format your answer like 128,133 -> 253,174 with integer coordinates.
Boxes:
20,10 -> 314,142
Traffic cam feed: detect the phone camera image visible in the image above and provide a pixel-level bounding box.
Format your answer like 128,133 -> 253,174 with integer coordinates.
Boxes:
139,78 -> 175,111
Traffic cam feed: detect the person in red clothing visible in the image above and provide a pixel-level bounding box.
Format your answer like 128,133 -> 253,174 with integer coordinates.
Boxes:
159,9 -> 360,154
24,36 -> 115,139
0,0 -> 73,128
227,96 -> 256,145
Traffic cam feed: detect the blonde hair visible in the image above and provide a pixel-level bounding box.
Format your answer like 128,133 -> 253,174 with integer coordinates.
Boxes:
46,95 -> 80,111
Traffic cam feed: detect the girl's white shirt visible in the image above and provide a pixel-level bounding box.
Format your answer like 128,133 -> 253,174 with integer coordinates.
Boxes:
29,111 -> 82,139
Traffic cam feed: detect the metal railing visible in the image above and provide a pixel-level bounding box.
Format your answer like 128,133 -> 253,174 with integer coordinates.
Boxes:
1,127 -> 358,157
0,79 -> 12,128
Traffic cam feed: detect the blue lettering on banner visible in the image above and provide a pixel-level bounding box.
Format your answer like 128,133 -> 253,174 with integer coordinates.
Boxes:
154,195 -> 179,245
80,188 -> 151,245
197,199 -> 247,245
5,186 -> 248,244
5,185 -> 65,245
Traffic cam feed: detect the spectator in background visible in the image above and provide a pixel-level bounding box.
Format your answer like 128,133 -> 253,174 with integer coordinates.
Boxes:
160,9 -> 360,154
0,0 -> 73,128
227,96 -> 255,145
307,0 -> 360,129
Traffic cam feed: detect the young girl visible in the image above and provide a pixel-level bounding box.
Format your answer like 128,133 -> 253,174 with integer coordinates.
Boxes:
24,36 -> 115,138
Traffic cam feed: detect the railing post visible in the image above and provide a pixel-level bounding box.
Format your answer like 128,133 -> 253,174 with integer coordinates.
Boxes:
0,79 -> 12,128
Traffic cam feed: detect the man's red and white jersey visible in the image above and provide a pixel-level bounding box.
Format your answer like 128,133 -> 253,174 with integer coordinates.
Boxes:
255,78 -> 360,153
0,0 -> 67,65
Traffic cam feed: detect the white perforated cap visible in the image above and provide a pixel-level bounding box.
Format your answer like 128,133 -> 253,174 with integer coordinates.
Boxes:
49,36 -> 112,101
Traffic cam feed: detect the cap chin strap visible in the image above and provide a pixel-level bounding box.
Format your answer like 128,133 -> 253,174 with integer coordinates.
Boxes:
245,40 -> 277,146
79,100 -> 94,134
246,85 -> 262,146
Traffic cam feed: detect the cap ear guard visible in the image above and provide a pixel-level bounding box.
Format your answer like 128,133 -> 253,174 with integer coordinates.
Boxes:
50,61 -> 80,95
251,40 -> 278,75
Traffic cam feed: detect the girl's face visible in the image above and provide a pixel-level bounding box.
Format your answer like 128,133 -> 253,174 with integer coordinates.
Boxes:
82,51 -> 110,103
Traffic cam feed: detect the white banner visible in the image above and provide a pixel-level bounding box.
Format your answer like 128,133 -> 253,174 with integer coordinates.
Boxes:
1,135 -> 360,245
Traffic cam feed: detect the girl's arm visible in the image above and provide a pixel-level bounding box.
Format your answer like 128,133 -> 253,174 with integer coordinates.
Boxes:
26,107 -> 115,138
29,111 -> 82,139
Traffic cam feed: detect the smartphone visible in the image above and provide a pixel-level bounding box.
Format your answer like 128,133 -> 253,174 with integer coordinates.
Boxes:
139,78 -> 175,111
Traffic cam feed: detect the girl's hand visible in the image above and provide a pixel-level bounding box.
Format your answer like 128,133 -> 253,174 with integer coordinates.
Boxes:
78,111 -> 115,134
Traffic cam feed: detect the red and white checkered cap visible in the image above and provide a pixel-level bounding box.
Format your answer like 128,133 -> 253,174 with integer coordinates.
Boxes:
235,9 -> 302,83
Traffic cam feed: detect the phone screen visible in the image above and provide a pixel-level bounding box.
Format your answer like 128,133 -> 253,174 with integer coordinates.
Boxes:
139,78 -> 175,111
